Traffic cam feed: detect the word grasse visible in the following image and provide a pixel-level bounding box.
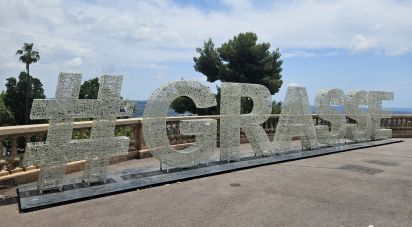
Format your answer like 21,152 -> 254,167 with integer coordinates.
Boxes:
24,73 -> 393,193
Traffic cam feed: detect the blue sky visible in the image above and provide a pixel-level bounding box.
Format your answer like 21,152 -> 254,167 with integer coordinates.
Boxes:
0,0 -> 411,108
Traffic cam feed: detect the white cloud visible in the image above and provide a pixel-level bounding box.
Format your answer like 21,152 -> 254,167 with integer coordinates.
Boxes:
0,0 -> 412,98
283,50 -> 317,58
350,34 -> 378,52
65,57 -> 82,67
384,47 -> 411,56
221,0 -> 252,11
368,23 -> 386,31
287,82 -> 299,87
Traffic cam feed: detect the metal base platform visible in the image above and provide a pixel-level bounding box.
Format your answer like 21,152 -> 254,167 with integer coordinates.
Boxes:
17,139 -> 402,212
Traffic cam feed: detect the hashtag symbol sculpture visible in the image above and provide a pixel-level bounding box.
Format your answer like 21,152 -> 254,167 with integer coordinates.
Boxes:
23,73 -> 133,193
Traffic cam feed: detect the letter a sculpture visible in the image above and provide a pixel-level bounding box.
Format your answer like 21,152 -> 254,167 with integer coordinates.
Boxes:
23,73 -> 133,193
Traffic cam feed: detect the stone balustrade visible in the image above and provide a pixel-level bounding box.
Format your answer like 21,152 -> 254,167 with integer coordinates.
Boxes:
382,115 -> 412,138
0,114 -> 411,179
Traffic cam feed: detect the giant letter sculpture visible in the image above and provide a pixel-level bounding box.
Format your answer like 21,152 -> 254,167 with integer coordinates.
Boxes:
219,83 -> 272,162
23,73 -> 132,193
368,91 -> 393,140
345,90 -> 370,142
314,89 -> 347,145
272,86 -> 318,152
142,81 -> 217,168
82,75 -> 133,184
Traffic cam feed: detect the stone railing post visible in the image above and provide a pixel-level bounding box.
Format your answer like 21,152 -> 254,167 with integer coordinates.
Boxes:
10,136 -> 18,157
134,122 -> 145,152
0,138 -> 4,159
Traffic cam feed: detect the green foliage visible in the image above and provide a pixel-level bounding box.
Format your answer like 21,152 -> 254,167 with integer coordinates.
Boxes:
170,96 -> 197,114
16,43 -> 40,76
172,32 -> 283,115
79,77 -> 99,99
75,77 -> 100,121
4,72 -> 46,125
170,86 -> 221,115
271,100 -> 282,114
71,126 -> 132,140
72,130 -> 88,140
0,92 -> 15,126
9,43 -> 42,125
194,32 -> 283,94
115,126 -> 132,137
193,39 -> 222,83
241,97 -> 253,114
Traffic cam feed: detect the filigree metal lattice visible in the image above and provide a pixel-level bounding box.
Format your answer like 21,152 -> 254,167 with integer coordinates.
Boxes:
23,73 -> 133,193
345,90 -> 370,142
220,83 -> 272,161
272,86 -> 318,152
142,81 -> 217,168
368,91 -> 393,140
22,75 -> 394,192
314,88 -> 347,145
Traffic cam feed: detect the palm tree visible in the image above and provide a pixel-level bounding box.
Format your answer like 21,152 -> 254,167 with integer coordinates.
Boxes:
16,43 -> 40,124
16,43 -> 40,76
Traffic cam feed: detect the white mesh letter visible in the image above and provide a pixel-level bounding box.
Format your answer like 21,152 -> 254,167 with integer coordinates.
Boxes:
368,91 -> 394,140
345,90 -> 371,142
24,73 -> 132,193
273,86 -> 318,153
220,83 -> 272,161
314,88 -> 346,145
142,81 -> 217,168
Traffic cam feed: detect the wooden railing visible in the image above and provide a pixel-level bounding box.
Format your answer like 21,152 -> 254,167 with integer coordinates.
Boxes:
0,114 -> 411,175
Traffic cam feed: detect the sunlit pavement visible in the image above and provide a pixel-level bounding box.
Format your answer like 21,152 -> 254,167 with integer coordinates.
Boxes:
1,139 -> 411,227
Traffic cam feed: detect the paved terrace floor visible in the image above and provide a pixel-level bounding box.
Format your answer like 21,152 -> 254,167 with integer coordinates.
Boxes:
0,139 -> 411,227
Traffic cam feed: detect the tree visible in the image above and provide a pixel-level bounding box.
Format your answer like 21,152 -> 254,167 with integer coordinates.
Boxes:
194,32 -> 283,94
271,100 -> 282,114
79,77 -> 99,99
4,72 -> 45,125
171,32 -> 283,114
171,96 -> 196,114
16,43 -> 40,77
0,92 -> 15,126
171,86 -> 221,115
15,43 -> 41,124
